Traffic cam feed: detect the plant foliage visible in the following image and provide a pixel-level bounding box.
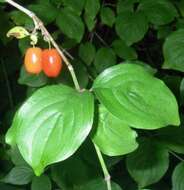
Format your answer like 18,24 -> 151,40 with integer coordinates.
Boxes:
0,0 -> 184,189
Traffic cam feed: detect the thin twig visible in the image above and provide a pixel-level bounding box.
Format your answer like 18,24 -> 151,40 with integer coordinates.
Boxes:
94,143 -> 112,190
5,0 -> 80,91
94,32 -> 109,47
169,150 -> 184,162
1,59 -> 14,109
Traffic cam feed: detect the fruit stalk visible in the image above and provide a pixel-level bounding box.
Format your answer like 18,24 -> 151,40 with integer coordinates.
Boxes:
4,0 -> 81,91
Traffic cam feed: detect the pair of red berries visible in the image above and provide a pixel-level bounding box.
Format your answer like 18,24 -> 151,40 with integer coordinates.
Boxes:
24,47 -> 63,77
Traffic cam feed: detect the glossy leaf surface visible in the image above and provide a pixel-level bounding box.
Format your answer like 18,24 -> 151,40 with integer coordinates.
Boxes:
93,63 -> 180,129
6,85 -> 94,176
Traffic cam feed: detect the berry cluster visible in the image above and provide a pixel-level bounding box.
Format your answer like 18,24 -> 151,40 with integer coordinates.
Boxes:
24,48 -> 63,77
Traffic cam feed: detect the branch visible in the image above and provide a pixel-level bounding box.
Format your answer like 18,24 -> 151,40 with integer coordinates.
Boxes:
5,0 -> 81,91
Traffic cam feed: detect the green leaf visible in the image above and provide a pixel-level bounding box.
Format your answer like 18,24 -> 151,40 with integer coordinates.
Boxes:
18,38 -> 31,55
10,146 -> 28,166
163,29 -> 184,72
76,178 -> 122,190
9,11 -> 33,28
180,78 -> 184,105
92,105 -> 138,156
128,60 -> 157,75
172,162 -> 184,190
84,13 -> 97,31
138,0 -> 177,25
117,0 -> 139,13
115,10 -> 148,45
18,66 -> 48,88
6,85 -> 94,176
112,40 -> 137,60
3,166 -> 34,185
93,63 -> 180,130
56,8 -> 85,42
79,42 -> 96,65
51,154 -> 98,189
31,175 -> 51,190
73,61 -> 89,88
83,0 -> 99,31
56,60 -> 89,88
157,25 -> 172,39
78,139 -> 123,170
62,0 -> 86,15
0,183 -> 24,190
162,75 -> 181,102
178,1 -> 184,17
28,3 -> 58,24
100,7 -> 115,27
175,18 -> 184,30
126,138 -> 169,188
85,0 -> 100,19
157,126 -> 184,154
94,48 -> 116,73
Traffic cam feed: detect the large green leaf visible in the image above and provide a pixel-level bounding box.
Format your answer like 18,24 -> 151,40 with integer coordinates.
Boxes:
138,0 -> 177,25
172,162 -> 184,190
163,29 -> 184,72
93,63 -> 180,130
6,85 -> 94,176
115,10 -> 148,45
56,8 -> 85,42
126,138 -> 169,188
92,105 -> 138,156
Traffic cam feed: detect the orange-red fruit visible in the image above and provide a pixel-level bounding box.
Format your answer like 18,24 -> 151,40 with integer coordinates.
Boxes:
42,49 -> 62,77
24,47 -> 42,74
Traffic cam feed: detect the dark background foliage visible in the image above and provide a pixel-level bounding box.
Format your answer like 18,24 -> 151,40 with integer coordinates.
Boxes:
1,0 -> 184,189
